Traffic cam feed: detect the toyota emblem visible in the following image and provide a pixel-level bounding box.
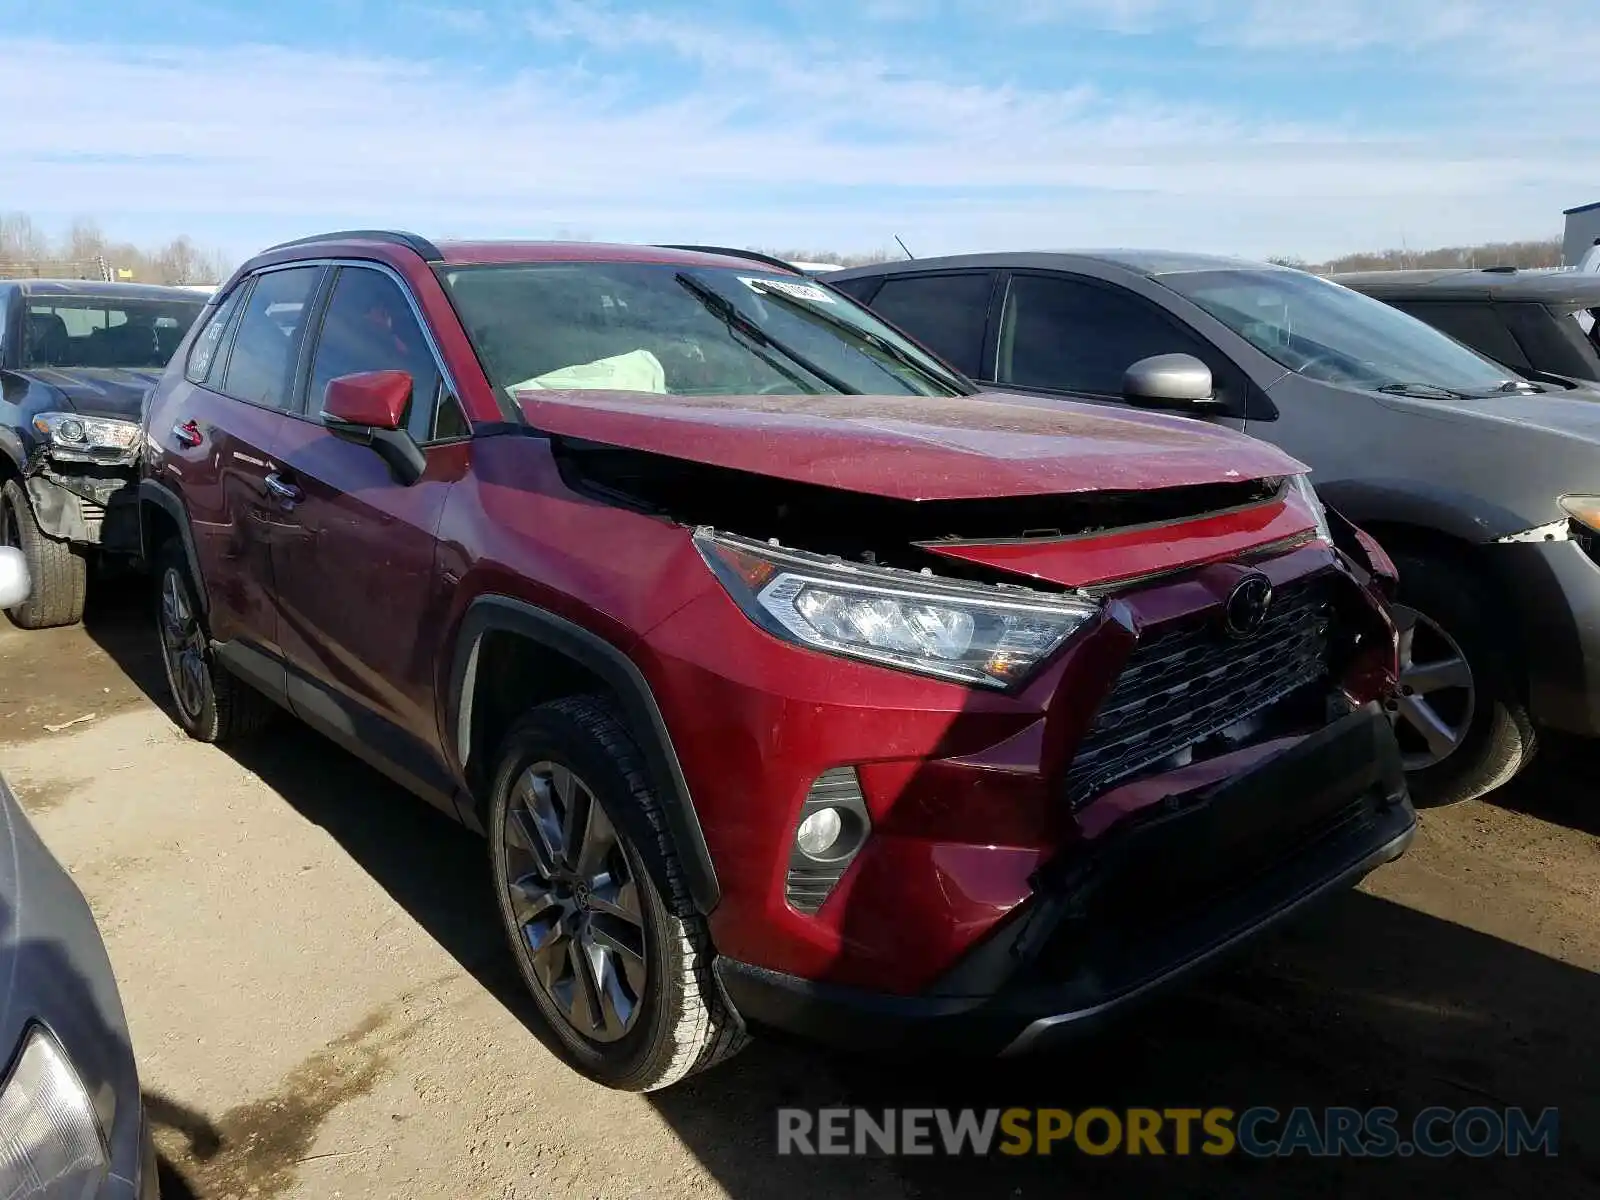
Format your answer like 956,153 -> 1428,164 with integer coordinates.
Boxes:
1223,573 -> 1274,639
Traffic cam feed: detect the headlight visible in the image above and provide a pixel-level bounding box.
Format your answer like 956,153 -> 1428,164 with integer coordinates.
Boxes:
0,1026 -> 109,1198
30,412 -> 141,459
695,530 -> 1098,688
1559,495 -> 1600,532
1287,473 -> 1333,545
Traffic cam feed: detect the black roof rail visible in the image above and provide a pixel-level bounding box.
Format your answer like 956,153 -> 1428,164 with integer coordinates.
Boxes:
260,229 -> 444,262
657,245 -> 799,274
1481,265 -> 1519,274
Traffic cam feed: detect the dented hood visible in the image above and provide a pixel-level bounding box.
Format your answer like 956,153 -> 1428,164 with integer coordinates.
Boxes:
516,389 -> 1306,501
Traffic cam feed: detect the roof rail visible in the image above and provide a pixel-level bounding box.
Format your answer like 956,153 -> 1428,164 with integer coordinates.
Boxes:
657,245 -> 799,274
260,230 -> 444,262
1481,265 -> 1519,274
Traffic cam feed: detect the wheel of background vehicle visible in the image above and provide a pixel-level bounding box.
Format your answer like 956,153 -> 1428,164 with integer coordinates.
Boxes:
0,478 -> 87,629
488,695 -> 748,1091
1388,552 -> 1535,806
154,541 -> 273,743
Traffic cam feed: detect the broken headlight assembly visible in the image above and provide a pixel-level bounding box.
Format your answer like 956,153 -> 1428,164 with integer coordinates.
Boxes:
1286,472 -> 1333,545
31,412 -> 141,462
0,1025 -> 109,1198
695,529 -> 1098,688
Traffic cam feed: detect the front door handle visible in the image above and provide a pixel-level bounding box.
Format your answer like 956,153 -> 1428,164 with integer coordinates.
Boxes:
263,472 -> 302,504
171,419 -> 203,448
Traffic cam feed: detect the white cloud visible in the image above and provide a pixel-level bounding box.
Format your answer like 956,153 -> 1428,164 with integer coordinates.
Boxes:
0,8 -> 1593,263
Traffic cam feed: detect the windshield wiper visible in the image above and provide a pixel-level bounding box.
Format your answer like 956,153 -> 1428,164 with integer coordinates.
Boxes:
745,281 -> 973,395
1376,381 -> 1478,400
674,273 -> 856,394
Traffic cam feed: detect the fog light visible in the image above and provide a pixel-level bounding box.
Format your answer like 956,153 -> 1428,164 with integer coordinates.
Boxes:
796,807 -> 843,858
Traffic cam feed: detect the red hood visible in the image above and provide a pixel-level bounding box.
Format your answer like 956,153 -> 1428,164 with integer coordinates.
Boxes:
515,389 -> 1306,501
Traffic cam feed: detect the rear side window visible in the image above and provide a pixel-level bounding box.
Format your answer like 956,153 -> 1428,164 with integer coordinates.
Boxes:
221,267 -> 322,410
185,285 -> 248,386
1391,301 -> 1531,373
306,267 -> 445,440
863,273 -> 993,377
999,273 -> 1214,394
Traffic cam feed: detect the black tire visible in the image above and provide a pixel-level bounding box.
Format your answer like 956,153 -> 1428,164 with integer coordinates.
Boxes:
154,541 -> 274,743
1,478 -> 87,629
1391,552 -> 1535,806
488,695 -> 747,1091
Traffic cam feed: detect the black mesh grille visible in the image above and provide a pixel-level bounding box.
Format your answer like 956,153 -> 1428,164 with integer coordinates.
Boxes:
1064,572 -> 1336,808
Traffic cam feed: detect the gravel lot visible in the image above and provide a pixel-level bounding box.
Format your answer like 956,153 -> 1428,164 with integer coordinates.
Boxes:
2,585 -> 1597,1199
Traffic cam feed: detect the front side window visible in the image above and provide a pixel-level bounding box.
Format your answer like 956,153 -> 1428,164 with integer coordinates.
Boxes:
1160,268 -> 1519,395
307,267 -> 445,438
438,262 -> 970,407
24,294 -> 204,369
997,273 -> 1213,394
221,267 -> 321,410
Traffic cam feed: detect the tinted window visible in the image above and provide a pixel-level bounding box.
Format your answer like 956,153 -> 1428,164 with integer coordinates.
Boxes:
1391,301 -> 1530,372
25,295 -> 204,369
863,273 -> 993,376
185,285 -> 248,385
441,263 -> 969,403
828,275 -> 882,303
308,267 -> 444,439
999,273 -> 1212,393
1159,268 -> 1516,394
221,267 -> 321,410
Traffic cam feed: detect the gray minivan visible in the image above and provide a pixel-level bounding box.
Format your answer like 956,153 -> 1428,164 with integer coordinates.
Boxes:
829,251 -> 1600,806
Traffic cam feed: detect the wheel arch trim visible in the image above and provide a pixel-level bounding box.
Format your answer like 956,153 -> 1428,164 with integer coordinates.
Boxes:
137,479 -> 209,616
446,594 -> 721,914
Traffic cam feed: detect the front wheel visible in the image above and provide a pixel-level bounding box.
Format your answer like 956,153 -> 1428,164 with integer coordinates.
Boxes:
1389,553 -> 1535,806
488,695 -> 747,1091
0,478 -> 87,629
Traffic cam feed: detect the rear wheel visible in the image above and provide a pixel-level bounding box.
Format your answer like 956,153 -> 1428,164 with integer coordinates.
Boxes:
154,541 -> 273,743
488,695 -> 747,1091
1389,553 -> 1535,805
0,478 -> 87,629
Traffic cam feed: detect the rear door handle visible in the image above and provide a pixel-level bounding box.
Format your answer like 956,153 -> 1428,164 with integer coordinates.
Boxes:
172,420 -> 203,448
264,472 -> 302,504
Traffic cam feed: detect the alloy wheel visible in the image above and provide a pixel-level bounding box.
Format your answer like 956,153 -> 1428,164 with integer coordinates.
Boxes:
501,761 -> 648,1043
1390,603 -> 1476,771
158,567 -> 208,720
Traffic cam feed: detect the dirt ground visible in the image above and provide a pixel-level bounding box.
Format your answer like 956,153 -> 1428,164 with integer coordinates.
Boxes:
2,585 -> 1598,1199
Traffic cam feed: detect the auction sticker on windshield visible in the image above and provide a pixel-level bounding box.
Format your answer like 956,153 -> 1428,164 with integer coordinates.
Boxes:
740,276 -> 837,304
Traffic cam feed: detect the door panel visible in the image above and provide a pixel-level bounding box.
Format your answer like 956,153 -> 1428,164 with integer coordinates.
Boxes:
266,264 -> 462,775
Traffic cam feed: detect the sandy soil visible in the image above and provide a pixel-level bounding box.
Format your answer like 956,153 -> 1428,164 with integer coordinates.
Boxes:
2,586 -> 1597,1198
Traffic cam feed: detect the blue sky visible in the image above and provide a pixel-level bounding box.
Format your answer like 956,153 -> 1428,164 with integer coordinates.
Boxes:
1,0 -> 1594,265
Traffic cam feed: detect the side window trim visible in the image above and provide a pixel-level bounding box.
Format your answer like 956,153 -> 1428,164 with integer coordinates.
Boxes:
307,259 -> 470,445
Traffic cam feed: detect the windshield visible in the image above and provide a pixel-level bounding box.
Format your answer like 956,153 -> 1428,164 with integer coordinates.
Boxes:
439,261 -> 971,406
1159,269 -> 1519,395
24,295 -> 205,369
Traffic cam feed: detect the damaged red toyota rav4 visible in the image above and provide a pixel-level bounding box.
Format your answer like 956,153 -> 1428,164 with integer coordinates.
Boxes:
138,233 -> 1415,1090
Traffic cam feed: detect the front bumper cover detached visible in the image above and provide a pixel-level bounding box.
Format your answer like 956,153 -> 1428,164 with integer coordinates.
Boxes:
25,466 -> 140,552
715,703 -> 1415,1056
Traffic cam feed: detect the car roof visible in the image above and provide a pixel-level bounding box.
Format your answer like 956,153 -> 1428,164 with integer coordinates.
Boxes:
245,230 -> 793,274
824,249 -> 1284,281
1332,267 -> 1600,305
4,279 -> 209,302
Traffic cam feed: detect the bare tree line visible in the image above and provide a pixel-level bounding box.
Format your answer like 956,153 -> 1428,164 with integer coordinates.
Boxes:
0,213 -> 231,285
1272,237 -> 1564,274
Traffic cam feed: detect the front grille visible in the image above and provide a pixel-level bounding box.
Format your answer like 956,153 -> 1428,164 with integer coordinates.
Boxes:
1064,572 -> 1335,808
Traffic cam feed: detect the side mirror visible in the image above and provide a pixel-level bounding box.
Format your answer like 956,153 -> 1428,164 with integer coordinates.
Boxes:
320,370 -> 426,486
322,370 -> 411,432
1122,353 -> 1223,412
0,545 -> 32,610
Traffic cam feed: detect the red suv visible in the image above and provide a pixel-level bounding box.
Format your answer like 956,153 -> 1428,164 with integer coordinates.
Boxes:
138,232 -> 1415,1090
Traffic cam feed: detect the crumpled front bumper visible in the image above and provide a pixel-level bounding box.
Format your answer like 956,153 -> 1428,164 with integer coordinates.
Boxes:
24,465 -> 140,553
714,703 -> 1415,1056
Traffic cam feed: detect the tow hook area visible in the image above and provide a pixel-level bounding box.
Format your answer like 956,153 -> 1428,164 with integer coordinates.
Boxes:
23,465 -> 141,554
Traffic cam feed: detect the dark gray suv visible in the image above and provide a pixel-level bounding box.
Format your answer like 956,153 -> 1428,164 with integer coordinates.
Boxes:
830,251 -> 1600,806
